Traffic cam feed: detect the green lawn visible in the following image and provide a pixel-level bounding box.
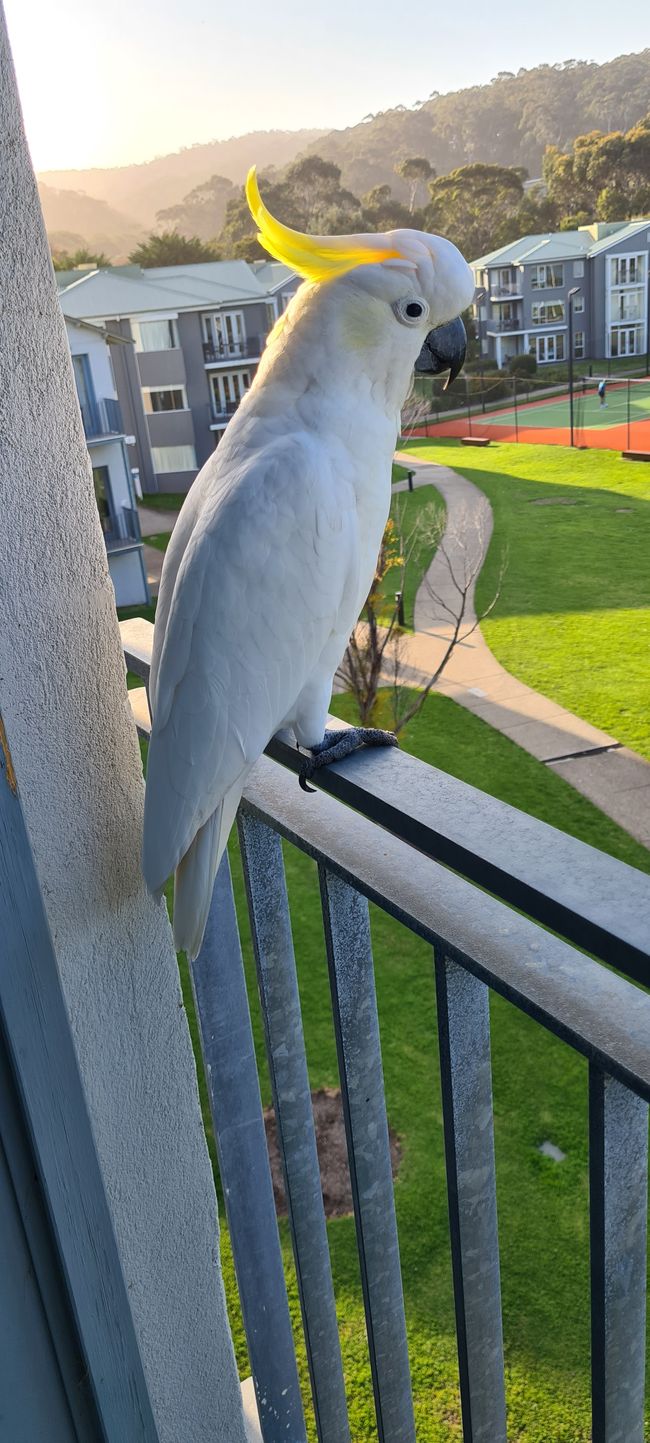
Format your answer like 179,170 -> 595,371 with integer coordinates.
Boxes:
401,441 -> 650,759
377,484 -> 445,628
140,490 -> 187,512
143,531 -> 173,553
141,689 -> 649,1443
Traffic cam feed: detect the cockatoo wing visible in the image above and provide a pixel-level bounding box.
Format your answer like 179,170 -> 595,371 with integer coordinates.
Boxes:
142,436 -> 358,893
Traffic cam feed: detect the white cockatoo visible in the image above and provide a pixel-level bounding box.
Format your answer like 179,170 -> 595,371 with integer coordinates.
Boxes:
143,169 -> 474,957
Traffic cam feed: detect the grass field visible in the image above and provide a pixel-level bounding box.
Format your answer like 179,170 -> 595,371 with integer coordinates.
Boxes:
401,440 -> 650,759
377,484 -> 445,627
154,691 -> 649,1443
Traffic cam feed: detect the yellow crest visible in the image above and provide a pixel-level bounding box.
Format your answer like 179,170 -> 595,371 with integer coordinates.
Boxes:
246,167 -> 404,283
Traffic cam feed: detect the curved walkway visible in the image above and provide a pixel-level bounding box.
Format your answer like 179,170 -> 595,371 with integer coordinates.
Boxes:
393,451 -> 650,849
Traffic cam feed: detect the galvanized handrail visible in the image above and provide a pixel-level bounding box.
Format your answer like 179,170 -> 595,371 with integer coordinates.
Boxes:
120,617 -> 650,1443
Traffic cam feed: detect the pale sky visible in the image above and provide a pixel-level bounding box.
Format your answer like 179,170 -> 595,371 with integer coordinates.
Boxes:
5,0 -> 650,174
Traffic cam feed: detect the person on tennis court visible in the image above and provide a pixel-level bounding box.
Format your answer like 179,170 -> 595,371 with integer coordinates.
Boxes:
598,378 -> 607,408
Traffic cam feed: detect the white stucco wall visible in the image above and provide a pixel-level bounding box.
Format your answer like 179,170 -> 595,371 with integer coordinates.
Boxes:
0,11 -> 247,1441
67,318 -> 118,405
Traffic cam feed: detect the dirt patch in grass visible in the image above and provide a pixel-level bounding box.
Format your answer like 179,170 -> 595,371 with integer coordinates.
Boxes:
264,1086 -> 402,1218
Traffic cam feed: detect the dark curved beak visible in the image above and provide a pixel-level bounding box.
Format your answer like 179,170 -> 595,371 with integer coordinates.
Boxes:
414,315 -> 466,389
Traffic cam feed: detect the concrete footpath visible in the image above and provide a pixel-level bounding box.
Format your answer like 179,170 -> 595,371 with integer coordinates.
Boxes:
138,505 -> 178,597
392,451 -> 650,849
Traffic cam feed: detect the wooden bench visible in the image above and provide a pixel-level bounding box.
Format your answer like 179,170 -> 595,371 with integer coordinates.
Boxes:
622,450 -> 650,462
460,436 -> 491,447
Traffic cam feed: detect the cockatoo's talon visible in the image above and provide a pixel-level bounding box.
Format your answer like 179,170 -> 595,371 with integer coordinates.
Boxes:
298,726 -> 398,792
298,765 -> 317,794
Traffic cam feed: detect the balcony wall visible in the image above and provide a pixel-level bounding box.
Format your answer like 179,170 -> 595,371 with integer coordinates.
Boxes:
136,347 -> 186,388
0,14 -> 248,1439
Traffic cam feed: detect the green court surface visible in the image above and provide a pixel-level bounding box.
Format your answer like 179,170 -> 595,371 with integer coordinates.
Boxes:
479,381 -> 650,432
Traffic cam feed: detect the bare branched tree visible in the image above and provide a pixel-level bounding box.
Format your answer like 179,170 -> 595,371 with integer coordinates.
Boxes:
338,493 -> 506,735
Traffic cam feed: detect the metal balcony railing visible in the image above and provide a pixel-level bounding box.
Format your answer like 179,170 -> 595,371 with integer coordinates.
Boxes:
209,399 -> 241,425
486,317 -> 525,333
81,396 -> 124,439
121,616 -> 650,1443
102,505 -> 142,551
202,337 -> 263,364
490,285 -> 523,299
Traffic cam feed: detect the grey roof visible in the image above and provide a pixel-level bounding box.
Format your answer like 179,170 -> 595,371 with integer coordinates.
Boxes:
586,219 -> 650,255
57,258 -> 296,321
472,219 -> 650,270
251,261 -> 296,292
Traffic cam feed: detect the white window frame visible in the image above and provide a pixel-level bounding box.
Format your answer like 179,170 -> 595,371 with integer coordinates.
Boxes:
202,310 -> 246,356
141,385 -> 188,414
573,330 -> 585,358
531,301 -> 565,326
211,370 -> 252,413
531,262 -> 565,290
609,253 -> 646,288
573,260 -> 585,279
573,294 -> 585,314
609,325 -> 643,357
536,333 -> 566,364
151,444 -> 197,474
131,316 -> 180,352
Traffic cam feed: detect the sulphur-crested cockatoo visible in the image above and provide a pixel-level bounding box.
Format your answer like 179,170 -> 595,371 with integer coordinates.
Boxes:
143,169 -> 474,957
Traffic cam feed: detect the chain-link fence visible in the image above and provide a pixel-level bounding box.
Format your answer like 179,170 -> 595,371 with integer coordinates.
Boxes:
405,372 -> 650,452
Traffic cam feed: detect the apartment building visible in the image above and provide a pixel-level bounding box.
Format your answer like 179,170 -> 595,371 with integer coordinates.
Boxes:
471,220 -> 650,368
58,259 -> 298,494
64,315 -> 149,606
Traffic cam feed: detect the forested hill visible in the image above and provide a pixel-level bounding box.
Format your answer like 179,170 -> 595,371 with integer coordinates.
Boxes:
39,129 -> 327,231
303,50 -> 650,197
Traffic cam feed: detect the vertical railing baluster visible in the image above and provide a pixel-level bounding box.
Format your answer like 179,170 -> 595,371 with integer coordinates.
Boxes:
238,812 -> 351,1443
589,1065 -> 648,1443
435,955 -> 507,1443
319,866 -> 416,1443
190,851 -> 306,1443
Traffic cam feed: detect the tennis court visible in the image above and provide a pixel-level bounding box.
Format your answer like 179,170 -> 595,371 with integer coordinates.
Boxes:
414,376 -> 650,450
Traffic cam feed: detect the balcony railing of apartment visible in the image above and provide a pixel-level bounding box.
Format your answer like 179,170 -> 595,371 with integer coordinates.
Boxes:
210,399 -> 241,426
489,285 -> 523,300
486,318 -> 525,333
103,505 -> 142,551
202,337 -> 263,364
81,396 -> 124,440
121,615 -> 650,1443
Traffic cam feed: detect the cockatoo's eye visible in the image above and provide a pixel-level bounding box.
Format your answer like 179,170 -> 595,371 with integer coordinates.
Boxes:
393,296 -> 430,327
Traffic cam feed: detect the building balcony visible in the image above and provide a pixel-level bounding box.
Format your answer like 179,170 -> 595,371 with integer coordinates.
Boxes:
81,396 -> 124,441
202,337 -> 263,365
101,504 -> 142,552
490,284 -> 523,300
486,318 -> 525,333
209,399 -> 241,428
115,615 -> 650,1443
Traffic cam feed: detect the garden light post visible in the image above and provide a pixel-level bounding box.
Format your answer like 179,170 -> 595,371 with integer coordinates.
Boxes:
568,287 -> 581,448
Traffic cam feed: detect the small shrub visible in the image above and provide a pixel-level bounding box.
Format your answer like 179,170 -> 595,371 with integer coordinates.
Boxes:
509,353 -> 537,377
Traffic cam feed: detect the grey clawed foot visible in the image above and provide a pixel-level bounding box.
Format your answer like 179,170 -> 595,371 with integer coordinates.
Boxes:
298,726 -> 398,793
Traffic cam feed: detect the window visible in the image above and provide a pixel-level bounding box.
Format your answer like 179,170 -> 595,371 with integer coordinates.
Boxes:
573,294 -> 585,314
610,325 -> 643,357
92,466 -> 114,538
612,288 -> 644,322
151,444 -> 197,474
211,370 -> 251,414
531,263 -> 564,289
610,254 -> 646,287
132,318 -> 179,352
573,260 -> 585,278
531,301 -> 565,325
574,331 -> 585,358
536,334 -> 565,363
202,310 -> 246,355
142,387 -> 187,413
